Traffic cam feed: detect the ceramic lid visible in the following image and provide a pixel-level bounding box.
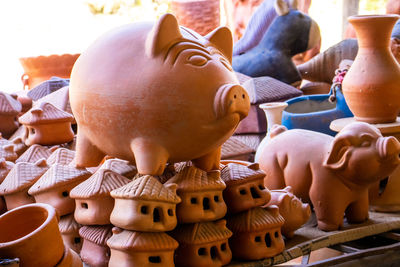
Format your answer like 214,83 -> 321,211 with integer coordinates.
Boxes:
171,220 -> 232,245
107,227 -> 178,251
16,144 -> 53,163
0,145 -> 17,162
0,92 -> 22,114
0,159 -> 49,195
227,206 -> 284,233
79,225 -> 113,246
28,164 -> 91,195
99,158 -> 137,178
110,175 -> 181,204
165,166 -> 225,192
47,147 -> 75,165
19,102 -> 73,125
70,169 -> 131,199
59,214 -> 80,234
221,163 -> 265,185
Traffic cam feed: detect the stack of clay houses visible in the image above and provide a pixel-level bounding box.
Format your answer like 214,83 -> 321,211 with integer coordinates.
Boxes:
69,162 -> 132,267
0,91 -> 21,139
221,162 -> 285,260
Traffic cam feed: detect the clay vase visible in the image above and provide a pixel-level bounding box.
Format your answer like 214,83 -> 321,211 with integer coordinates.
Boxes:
254,102 -> 288,162
0,203 -> 65,267
342,15 -> 400,123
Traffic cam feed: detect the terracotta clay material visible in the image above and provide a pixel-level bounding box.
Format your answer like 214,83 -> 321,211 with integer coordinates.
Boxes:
110,175 -> 181,232
266,186 -> 311,238
342,15 -> 400,123
59,214 -> 82,254
70,169 -> 131,225
69,13 -> 250,175
28,164 -> 91,216
107,227 -> 178,267
0,158 -> 14,184
47,147 -> 75,165
10,137 -> 28,156
0,92 -> 22,139
55,246 -> 83,267
15,144 -> 54,163
221,162 -> 270,214
98,157 -> 137,178
171,220 -> 232,267
259,122 -> 400,231
0,159 -> 49,210
34,86 -> 73,119
79,225 -> 113,267
165,165 -> 227,223
19,102 -> 74,146
0,145 -> 18,162
0,203 -> 64,267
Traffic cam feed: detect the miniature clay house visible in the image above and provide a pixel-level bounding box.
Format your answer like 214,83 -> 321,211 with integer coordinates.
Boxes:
227,206 -> 285,260
0,144 -> 18,162
70,169 -> 131,225
79,225 -> 113,267
15,144 -> 54,163
0,158 -> 13,184
28,164 -> 91,216
47,147 -> 75,165
0,92 -> 22,139
59,214 -> 82,254
0,159 -> 49,210
221,162 -> 271,214
10,137 -> 28,156
18,102 -> 74,146
171,220 -> 232,267
107,227 -> 179,267
110,175 -> 181,232
165,165 -> 227,223
99,157 -> 137,178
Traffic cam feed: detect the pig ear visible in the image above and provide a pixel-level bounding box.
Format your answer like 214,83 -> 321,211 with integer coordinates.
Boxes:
146,13 -> 182,58
205,27 -> 233,64
274,0 -> 290,16
323,137 -> 352,171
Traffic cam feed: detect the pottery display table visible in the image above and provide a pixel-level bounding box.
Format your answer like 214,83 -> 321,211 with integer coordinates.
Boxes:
330,117 -> 400,212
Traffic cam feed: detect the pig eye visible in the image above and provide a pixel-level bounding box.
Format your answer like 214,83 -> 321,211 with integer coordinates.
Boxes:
361,140 -> 371,147
187,55 -> 209,66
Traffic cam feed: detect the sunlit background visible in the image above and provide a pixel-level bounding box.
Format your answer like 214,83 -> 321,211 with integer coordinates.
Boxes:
0,0 -> 387,93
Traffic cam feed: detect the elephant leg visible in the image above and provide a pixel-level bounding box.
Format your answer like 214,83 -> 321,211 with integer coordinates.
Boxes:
311,191 -> 345,231
131,139 -> 169,176
192,147 -> 221,171
74,131 -> 105,168
345,192 -> 369,224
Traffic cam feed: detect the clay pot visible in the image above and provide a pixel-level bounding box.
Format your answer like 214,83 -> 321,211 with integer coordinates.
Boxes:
56,246 -> 83,267
0,203 -> 64,267
342,15 -> 400,123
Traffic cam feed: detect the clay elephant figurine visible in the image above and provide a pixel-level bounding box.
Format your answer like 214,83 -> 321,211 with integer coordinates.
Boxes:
259,122 -> 400,231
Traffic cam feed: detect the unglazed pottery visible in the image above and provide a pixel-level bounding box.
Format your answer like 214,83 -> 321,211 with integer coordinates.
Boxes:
10,137 -> 28,156
0,203 -> 64,267
110,175 -> 181,232
342,15 -> 400,123
70,169 -> 130,225
266,186 -> 310,238
165,165 -> 226,223
47,147 -> 75,165
79,225 -> 113,267
15,144 -> 54,163
28,164 -> 91,216
259,122 -> 400,231
0,158 -> 13,184
69,13 -> 250,175
98,158 -> 137,178
227,206 -> 284,260
19,102 -> 74,146
55,246 -> 83,267
59,214 -> 82,254
0,92 -> 22,139
0,145 -> 18,162
221,162 -> 270,214
171,220 -> 232,267
107,227 -> 178,267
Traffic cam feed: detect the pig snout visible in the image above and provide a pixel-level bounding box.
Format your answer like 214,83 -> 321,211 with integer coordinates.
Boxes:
377,136 -> 400,164
214,84 -> 250,119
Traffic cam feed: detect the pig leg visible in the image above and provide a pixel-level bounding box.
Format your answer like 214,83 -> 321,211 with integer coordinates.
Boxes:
192,147 -> 221,171
262,157 -> 286,190
310,189 -> 345,231
345,192 -> 369,224
131,139 -> 169,176
74,131 -> 105,167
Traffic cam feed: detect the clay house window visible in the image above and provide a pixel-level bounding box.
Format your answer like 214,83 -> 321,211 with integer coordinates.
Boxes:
153,207 -> 161,222
148,256 -> 161,263
62,191 -> 69,197
81,202 -> 88,209
141,205 -> 148,214
191,197 -> 197,204
74,237 -> 81,244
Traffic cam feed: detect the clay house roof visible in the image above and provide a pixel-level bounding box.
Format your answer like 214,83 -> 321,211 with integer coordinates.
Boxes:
221,163 -> 266,185
110,175 -> 181,204
0,159 -> 49,195
10,137 -> 28,156
16,144 -> 54,163
19,102 -> 73,125
0,135 -> 12,146
59,214 -> 80,234
27,77 -> 70,101
227,207 -> 284,233
35,86 -> 72,115
0,144 -> 18,162
47,147 -> 75,165
79,225 -> 113,246
107,227 -> 178,251
70,169 -> 130,199
0,159 -> 14,183
171,220 -> 232,245
28,164 -> 91,195
0,92 -> 21,115
99,158 -> 137,178
221,137 -> 254,159
165,165 -> 225,192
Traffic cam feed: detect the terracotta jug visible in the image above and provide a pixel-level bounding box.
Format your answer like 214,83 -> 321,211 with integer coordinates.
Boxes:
342,15 -> 400,123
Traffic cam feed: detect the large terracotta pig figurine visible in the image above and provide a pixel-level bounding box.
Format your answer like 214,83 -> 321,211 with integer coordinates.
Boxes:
259,122 -> 400,231
69,14 -> 250,175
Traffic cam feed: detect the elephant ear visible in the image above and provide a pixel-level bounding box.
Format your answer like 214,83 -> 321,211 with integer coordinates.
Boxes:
205,27 -> 233,64
275,0 -> 290,16
323,137 -> 352,171
146,13 -> 182,58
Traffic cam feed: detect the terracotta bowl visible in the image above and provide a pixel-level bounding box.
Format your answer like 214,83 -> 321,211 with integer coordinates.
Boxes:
0,203 -> 64,267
